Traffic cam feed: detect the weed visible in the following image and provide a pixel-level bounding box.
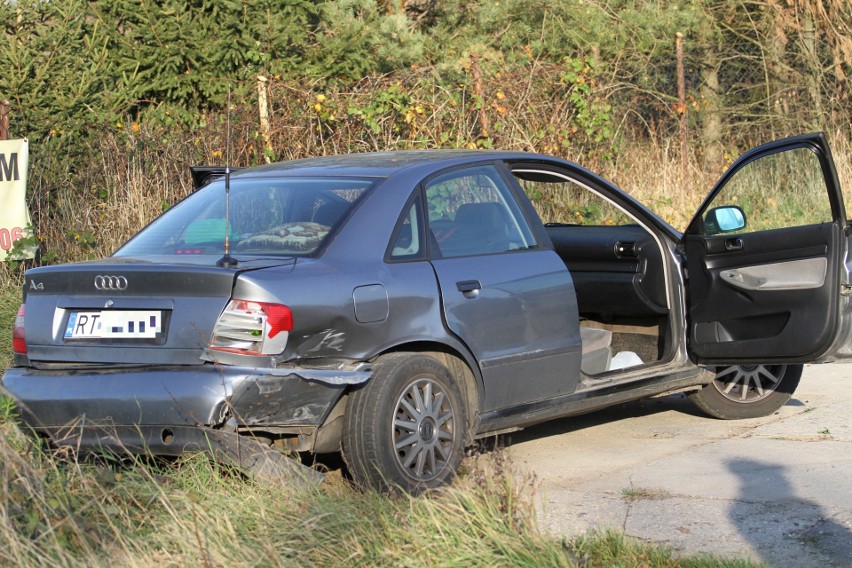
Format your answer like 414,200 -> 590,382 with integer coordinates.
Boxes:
622,484 -> 655,501
570,529 -> 766,568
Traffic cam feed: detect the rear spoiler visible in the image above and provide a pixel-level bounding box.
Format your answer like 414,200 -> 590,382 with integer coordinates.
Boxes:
190,166 -> 244,190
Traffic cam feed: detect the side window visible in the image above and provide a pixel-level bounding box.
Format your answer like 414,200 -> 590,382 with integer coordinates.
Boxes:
425,165 -> 536,258
389,199 -> 422,259
701,147 -> 832,235
514,172 -> 634,226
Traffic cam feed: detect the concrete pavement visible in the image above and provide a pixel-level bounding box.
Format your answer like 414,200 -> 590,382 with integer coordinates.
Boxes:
504,363 -> 852,567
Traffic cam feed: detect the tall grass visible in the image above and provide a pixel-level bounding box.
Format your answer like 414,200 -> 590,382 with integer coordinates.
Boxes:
16,62 -> 850,266
0,409 -> 765,567
0,266 -> 20,370
29,122 -> 851,268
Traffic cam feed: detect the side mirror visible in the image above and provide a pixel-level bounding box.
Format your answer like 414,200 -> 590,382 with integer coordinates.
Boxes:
704,205 -> 746,235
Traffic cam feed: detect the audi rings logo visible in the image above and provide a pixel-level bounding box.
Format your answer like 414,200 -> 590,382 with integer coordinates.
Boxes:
94,275 -> 129,291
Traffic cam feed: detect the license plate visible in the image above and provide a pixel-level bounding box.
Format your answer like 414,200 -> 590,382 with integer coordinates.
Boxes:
64,310 -> 163,339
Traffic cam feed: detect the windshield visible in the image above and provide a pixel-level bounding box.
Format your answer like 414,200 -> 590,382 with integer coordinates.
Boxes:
115,176 -> 377,258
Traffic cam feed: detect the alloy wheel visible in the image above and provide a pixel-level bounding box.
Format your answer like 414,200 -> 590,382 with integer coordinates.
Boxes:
711,365 -> 787,403
392,378 -> 456,482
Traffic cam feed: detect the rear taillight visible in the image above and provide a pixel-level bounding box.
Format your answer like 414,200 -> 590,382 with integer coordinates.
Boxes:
12,304 -> 26,354
208,299 -> 292,356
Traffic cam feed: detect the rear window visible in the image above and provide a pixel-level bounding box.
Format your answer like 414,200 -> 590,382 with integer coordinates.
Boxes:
115,177 -> 377,257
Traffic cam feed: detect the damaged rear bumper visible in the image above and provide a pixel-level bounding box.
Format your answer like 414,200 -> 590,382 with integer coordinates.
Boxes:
0,363 -> 369,456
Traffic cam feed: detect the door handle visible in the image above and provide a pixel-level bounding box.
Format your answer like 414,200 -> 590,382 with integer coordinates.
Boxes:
614,241 -> 636,258
725,237 -> 744,251
456,280 -> 482,298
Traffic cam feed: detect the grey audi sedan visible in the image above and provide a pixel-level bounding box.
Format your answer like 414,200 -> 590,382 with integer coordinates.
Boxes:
3,132 -> 851,492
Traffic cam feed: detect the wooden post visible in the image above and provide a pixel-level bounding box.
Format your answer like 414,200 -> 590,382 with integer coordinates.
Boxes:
257,76 -> 273,163
0,100 -> 9,140
470,53 -> 489,139
676,33 -> 688,183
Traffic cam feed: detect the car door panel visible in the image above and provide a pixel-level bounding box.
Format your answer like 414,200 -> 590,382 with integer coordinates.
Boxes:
684,133 -> 849,363
422,163 -> 582,411
686,238 -> 839,359
431,251 -> 581,411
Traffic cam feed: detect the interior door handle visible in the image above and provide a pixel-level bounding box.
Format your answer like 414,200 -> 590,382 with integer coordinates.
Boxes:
725,237 -> 744,251
456,280 -> 482,297
614,241 -> 637,259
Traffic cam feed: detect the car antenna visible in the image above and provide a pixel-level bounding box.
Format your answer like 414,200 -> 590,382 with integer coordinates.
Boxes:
217,84 -> 238,268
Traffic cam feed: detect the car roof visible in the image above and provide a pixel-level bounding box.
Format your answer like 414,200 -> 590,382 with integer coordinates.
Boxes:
230,149 -> 547,179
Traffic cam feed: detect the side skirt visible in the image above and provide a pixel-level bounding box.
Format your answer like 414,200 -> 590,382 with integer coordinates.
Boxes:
476,365 -> 712,436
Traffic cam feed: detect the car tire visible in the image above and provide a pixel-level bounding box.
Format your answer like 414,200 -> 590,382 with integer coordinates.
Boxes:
343,352 -> 466,493
687,364 -> 803,420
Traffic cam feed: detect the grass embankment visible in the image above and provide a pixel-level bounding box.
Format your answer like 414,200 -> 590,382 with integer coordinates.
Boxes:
0,422 -> 557,566
0,272 -> 762,567
0,413 -> 762,567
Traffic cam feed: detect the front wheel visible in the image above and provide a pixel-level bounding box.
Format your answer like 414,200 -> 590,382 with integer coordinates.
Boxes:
343,353 -> 466,493
688,364 -> 803,420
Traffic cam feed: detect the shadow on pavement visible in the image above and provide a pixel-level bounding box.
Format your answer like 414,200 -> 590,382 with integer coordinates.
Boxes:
727,458 -> 852,567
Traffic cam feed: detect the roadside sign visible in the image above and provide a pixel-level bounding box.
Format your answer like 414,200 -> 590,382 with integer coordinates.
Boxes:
0,138 -> 34,261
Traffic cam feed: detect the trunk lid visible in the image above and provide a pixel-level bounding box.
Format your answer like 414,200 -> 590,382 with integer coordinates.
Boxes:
20,257 -> 294,366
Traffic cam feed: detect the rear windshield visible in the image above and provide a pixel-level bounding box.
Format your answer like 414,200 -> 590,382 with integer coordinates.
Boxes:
115,177 -> 377,258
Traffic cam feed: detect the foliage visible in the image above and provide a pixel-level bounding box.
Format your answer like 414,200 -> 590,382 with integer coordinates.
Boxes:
0,0 -> 848,155
88,0 -> 323,114
313,0 -> 426,79
0,0 -> 135,148
4,226 -> 54,271
1,0 -> 848,146
0,0 -> 849,268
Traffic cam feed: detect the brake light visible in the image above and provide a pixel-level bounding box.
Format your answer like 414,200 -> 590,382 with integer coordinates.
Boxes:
12,304 -> 26,354
208,299 -> 292,356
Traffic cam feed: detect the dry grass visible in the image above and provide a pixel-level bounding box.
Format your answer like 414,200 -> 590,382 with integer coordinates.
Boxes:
33,128 -> 851,266
0,266 -> 20,370
19,68 -> 851,265
0,411 -> 765,567
604,138 -> 716,230
0,421 -> 566,567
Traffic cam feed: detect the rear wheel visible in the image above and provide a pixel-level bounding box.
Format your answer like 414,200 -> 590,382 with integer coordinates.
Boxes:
688,364 -> 803,419
343,353 -> 466,493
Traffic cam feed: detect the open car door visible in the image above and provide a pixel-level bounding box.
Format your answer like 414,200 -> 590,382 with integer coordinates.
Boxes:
683,132 -> 852,364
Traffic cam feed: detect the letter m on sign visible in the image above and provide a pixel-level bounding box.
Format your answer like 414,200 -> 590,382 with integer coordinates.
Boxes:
0,153 -> 18,182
